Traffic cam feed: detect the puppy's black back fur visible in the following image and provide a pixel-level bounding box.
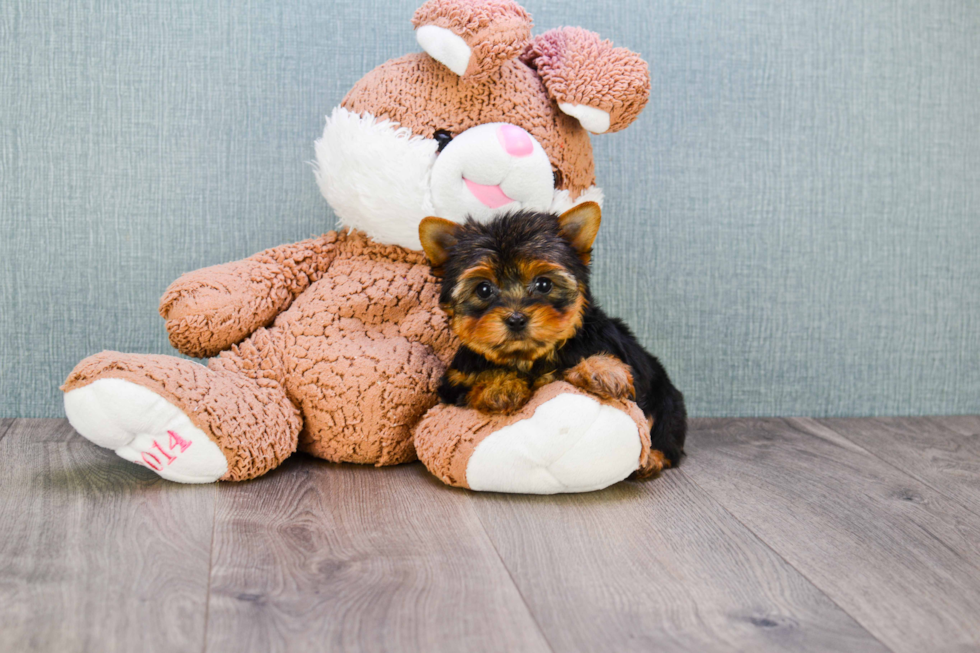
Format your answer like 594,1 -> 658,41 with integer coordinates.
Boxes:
556,307 -> 687,464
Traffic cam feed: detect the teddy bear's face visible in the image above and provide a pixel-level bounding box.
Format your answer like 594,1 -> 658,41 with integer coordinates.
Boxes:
314,0 -> 650,251
315,54 -> 600,250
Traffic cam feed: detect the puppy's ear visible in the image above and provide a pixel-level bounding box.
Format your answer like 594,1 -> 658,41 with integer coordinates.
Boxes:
557,202 -> 602,265
419,217 -> 460,273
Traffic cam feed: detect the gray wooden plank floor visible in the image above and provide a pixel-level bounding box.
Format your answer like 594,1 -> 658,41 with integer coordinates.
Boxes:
684,417 -> 980,653
1,417 -> 979,653
814,416 -> 980,517
0,418 -> 13,442
0,420 -> 216,653
205,462 -> 550,653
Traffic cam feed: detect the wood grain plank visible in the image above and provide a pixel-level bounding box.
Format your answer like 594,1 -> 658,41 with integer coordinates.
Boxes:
684,417 -> 980,653
470,469 -> 888,652
0,419 -> 14,442
204,457 -> 551,653
0,419 -> 216,653
927,415 -> 980,437
814,416 -> 980,517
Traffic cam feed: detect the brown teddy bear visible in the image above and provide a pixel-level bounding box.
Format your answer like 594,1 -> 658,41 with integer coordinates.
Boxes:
62,0 -> 659,493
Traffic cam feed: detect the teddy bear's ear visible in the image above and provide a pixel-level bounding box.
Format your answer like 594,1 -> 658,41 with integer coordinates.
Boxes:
412,0 -> 533,83
521,27 -> 650,134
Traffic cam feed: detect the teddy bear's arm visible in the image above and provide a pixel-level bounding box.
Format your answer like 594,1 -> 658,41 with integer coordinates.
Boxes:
159,232 -> 342,358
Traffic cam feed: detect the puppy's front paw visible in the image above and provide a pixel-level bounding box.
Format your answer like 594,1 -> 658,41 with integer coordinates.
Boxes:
467,371 -> 532,414
564,354 -> 636,401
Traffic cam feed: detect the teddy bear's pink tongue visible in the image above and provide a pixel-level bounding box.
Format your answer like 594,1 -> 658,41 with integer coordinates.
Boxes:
464,178 -> 515,209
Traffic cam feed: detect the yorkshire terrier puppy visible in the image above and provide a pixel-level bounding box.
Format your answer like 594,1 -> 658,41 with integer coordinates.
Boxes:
419,202 -> 687,469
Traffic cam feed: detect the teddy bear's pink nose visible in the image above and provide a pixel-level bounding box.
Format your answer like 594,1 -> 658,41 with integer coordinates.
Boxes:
497,124 -> 533,157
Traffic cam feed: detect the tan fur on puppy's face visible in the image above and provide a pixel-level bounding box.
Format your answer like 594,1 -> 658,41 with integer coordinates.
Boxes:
448,255 -> 586,369
433,209 -> 597,371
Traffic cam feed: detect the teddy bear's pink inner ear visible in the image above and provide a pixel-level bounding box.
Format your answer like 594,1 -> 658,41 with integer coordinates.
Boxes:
412,0 -> 533,83
522,27 -> 651,134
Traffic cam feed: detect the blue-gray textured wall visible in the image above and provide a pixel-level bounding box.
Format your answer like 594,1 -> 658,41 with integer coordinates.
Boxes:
1,0 -> 978,418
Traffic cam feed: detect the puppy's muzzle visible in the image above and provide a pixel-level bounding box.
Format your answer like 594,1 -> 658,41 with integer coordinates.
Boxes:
505,312 -> 528,332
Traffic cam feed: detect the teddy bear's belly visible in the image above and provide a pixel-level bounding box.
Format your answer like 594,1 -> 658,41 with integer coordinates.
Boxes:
269,253 -> 454,465
276,253 -> 446,337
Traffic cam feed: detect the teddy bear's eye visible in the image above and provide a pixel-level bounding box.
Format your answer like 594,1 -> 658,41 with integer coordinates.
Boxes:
552,168 -> 563,188
433,130 -> 454,153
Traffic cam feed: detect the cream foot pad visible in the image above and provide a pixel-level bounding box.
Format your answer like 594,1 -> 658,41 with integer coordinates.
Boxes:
465,392 -> 642,494
64,378 -> 228,483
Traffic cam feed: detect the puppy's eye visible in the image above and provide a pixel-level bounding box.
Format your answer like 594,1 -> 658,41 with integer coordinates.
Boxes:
475,281 -> 495,300
552,169 -> 563,188
434,130 -> 453,153
533,277 -> 553,294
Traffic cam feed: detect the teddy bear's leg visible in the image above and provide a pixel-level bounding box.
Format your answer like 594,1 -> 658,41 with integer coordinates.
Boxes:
414,382 -> 655,494
288,330 -> 446,467
62,329 -> 301,483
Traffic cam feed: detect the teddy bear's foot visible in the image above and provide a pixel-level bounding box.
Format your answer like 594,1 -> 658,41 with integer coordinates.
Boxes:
62,349 -> 302,483
415,382 -> 653,494
65,378 -> 229,483
466,392 -> 641,493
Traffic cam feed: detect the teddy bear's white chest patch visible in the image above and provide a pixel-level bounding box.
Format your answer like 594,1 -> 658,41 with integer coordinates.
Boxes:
315,108 -> 439,252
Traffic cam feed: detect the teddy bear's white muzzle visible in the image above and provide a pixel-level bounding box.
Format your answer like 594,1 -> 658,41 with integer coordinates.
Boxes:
315,109 -> 601,250
430,122 -> 555,223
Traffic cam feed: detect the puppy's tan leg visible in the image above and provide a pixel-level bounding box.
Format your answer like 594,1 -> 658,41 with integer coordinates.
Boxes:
465,369 -> 533,414
564,354 -> 636,401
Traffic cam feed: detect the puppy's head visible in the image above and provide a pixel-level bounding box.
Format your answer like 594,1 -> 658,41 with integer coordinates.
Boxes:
419,203 -> 601,367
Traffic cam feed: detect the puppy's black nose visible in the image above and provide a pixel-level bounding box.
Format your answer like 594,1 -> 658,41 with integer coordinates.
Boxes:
505,312 -> 528,331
